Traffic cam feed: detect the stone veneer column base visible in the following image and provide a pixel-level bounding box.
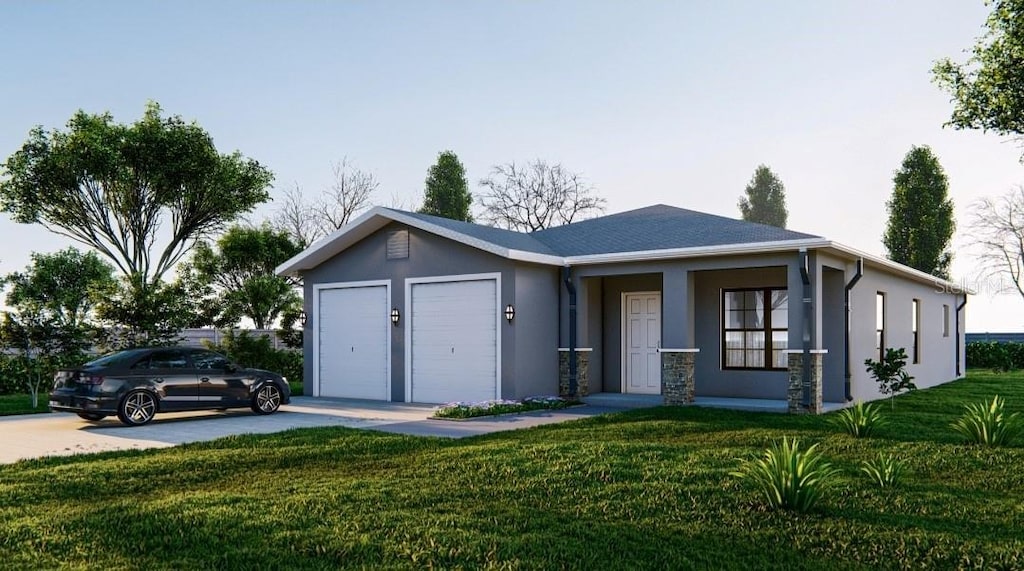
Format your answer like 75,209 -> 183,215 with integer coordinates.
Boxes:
661,350 -> 697,405
786,351 -> 825,414
558,349 -> 591,399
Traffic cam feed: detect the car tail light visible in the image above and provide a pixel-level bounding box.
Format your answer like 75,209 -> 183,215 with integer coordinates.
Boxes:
79,375 -> 104,385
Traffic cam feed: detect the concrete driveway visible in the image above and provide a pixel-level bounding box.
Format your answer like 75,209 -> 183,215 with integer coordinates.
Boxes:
0,397 -> 434,465
0,397 -> 624,465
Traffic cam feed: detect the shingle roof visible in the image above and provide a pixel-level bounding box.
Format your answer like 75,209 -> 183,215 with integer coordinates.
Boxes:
398,211 -> 560,256
531,204 -> 820,256
399,205 -> 819,258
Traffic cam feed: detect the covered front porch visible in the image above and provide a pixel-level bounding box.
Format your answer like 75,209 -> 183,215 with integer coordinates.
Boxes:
558,250 -> 854,414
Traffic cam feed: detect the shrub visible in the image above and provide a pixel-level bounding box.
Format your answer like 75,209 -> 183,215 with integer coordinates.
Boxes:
833,401 -> 886,438
865,348 -> 916,408
434,396 -> 575,419
860,453 -> 906,488
730,437 -> 840,512
204,330 -> 303,386
951,395 -> 1022,446
965,341 -> 1022,371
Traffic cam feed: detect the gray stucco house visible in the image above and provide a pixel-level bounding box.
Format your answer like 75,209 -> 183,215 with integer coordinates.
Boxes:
276,204 -> 967,413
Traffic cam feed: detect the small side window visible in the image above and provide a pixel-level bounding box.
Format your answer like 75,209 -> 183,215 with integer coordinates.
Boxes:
943,304 -> 950,337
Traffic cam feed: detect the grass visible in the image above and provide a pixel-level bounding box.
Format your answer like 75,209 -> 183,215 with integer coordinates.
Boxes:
0,371 -> 1022,569
0,393 -> 49,416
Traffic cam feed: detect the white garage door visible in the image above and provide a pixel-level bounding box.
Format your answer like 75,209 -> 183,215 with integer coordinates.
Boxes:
317,284 -> 389,400
409,278 -> 498,404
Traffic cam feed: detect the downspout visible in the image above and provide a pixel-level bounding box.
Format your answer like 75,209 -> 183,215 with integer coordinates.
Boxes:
843,259 -> 864,401
799,250 -> 811,409
562,266 -> 578,396
956,295 -> 968,376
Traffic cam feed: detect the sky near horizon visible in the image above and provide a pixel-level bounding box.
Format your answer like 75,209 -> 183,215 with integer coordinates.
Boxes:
1,1 -> 1023,331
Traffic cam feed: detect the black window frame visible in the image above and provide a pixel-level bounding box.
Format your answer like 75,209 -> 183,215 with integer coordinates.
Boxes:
721,286 -> 789,371
912,298 -> 921,364
876,292 -> 886,362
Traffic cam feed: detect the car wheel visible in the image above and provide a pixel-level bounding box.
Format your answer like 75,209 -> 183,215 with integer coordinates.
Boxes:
251,384 -> 282,415
117,391 -> 157,426
77,412 -> 106,421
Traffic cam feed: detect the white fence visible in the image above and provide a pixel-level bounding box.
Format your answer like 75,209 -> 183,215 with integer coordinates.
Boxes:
179,329 -> 293,350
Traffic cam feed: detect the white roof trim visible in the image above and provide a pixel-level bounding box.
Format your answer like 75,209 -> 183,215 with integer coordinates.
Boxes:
823,242 -> 971,294
562,238 -> 831,265
276,207 -> 564,276
275,208 -> 972,296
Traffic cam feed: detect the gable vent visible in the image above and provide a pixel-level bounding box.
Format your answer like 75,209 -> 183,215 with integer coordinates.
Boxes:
387,230 -> 410,259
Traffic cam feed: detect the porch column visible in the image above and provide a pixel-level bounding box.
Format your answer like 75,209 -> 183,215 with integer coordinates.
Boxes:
661,349 -> 698,405
558,348 -> 591,398
786,350 -> 826,414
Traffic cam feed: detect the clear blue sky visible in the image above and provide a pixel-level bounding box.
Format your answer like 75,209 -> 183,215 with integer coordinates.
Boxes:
1,1 -> 1022,330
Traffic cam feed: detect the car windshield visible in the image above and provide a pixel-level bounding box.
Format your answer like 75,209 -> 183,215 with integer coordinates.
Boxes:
83,349 -> 150,368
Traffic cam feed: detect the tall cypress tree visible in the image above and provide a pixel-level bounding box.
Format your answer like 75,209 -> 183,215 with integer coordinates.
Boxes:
738,165 -> 788,228
883,145 -> 955,279
419,150 -> 473,222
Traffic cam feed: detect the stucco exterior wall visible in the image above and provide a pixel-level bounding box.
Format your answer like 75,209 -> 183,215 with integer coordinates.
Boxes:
848,266 -> 964,402
513,264 -> 561,397
300,222 -> 559,401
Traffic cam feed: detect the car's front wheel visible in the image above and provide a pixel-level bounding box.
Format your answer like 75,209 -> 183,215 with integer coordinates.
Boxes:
77,412 -> 106,421
117,391 -> 157,426
251,384 -> 282,415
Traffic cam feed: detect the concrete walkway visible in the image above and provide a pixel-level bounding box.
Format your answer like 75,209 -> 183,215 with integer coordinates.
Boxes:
0,398 -> 630,465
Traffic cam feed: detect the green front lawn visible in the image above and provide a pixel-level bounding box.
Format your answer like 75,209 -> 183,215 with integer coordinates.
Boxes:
1,372 -> 1022,569
0,393 -> 49,416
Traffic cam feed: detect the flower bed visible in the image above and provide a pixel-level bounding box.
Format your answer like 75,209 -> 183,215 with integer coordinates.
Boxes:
433,396 -> 577,419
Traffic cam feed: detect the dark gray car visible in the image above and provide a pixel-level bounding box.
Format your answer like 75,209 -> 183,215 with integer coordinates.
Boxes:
49,347 -> 291,426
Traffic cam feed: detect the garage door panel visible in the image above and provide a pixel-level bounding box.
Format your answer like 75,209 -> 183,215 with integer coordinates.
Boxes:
410,279 -> 497,404
318,285 -> 388,400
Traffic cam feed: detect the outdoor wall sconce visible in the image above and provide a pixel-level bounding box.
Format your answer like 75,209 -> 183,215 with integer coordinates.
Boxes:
299,311 -> 307,327
504,304 -> 515,323
390,307 -> 401,326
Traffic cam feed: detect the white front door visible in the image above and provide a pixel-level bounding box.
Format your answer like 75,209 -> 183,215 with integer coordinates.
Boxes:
624,292 -> 661,394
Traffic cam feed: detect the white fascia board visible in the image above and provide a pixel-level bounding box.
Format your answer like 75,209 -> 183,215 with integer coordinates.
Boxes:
562,238 -> 832,265
275,207 -> 392,277
824,242 -> 974,295
275,207 -> 565,277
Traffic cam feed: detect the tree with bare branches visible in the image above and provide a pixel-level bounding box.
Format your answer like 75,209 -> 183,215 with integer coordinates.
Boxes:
270,184 -> 320,249
477,160 -> 606,232
269,158 -> 377,247
970,187 -> 1024,301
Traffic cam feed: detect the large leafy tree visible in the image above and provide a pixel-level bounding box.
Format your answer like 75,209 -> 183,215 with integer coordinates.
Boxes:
738,165 -> 788,228
182,225 -> 302,329
419,150 -> 473,221
933,0 -> 1024,156
0,102 -> 274,283
883,146 -> 955,279
477,159 -> 606,231
0,102 -> 273,342
0,248 -> 115,406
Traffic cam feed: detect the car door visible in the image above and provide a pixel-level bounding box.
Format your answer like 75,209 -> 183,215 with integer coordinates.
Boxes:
192,350 -> 249,405
131,349 -> 199,410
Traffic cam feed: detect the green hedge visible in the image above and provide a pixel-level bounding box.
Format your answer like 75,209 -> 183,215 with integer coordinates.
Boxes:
203,330 -> 303,386
966,341 -> 1024,371
0,352 -> 89,396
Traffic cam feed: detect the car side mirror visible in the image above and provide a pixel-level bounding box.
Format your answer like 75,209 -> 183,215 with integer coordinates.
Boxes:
224,363 -> 238,373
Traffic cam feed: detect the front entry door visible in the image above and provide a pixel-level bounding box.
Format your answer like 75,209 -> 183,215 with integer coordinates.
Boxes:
624,292 -> 662,394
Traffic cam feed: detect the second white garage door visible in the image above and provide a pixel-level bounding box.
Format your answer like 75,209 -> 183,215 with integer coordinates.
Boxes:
317,283 -> 389,400
408,278 -> 498,404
